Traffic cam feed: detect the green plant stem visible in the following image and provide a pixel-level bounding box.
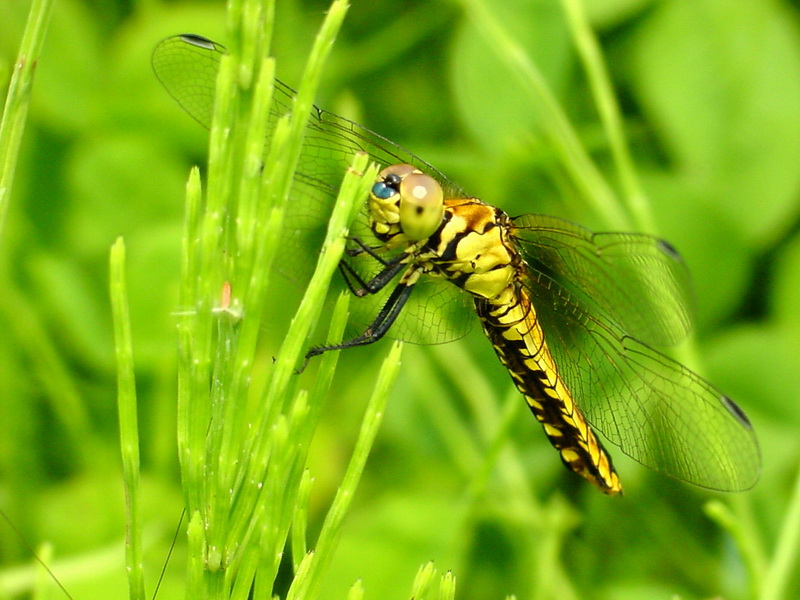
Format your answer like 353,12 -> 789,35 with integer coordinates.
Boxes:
705,497 -> 767,598
288,291 -> 351,576
347,579 -> 365,600
258,0 -> 354,407
109,238 -> 146,600
32,543 -> 55,600
759,461 -> 800,600
559,0 -> 699,372
175,1 -> 374,596
455,0 -> 630,230
287,341 -> 404,600
0,0 -> 54,241
559,0 -> 656,235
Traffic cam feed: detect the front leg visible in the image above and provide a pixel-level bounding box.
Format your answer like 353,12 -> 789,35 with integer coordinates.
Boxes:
344,236 -> 389,263
300,278 -> 415,370
339,250 -> 409,297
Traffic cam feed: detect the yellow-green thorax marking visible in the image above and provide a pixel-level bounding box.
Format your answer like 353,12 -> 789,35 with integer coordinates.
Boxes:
368,164 -> 622,495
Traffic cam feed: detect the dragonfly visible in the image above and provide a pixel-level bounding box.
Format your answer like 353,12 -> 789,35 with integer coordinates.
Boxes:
153,33 -> 760,495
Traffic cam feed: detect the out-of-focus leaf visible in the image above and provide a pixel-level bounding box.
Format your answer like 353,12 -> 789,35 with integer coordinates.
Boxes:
705,323 -> 800,423
65,133 -> 185,256
27,252 -> 114,371
583,0 -> 654,29
642,171 -> 751,328
450,0 -> 572,154
30,0 -> 103,133
704,323 -> 800,489
0,1 -> 29,56
771,232 -> 800,335
124,223 -> 182,366
602,583 -> 688,600
320,492 -> 460,599
630,0 -> 800,246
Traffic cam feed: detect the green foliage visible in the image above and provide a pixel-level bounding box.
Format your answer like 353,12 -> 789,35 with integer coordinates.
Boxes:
2,0 -> 800,599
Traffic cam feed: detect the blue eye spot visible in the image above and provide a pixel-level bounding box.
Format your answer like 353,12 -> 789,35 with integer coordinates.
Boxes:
372,181 -> 395,199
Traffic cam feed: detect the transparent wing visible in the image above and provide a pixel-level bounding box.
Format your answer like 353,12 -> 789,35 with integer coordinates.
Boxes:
347,268 -> 475,345
152,34 -> 473,344
521,267 -> 760,491
512,213 -> 693,347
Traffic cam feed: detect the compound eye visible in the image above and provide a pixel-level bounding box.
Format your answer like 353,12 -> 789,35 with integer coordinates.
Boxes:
398,172 -> 444,241
372,164 -> 417,199
371,174 -> 400,199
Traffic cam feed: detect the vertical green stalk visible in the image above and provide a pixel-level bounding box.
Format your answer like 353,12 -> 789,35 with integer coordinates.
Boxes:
0,2 -> 68,562
454,0 -> 631,230
109,238 -> 145,600
758,462 -> 800,600
286,341 -> 404,600
561,0 -> 700,368
258,0 -> 357,408
705,498 -> 767,598
177,166 -> 204,516
173,1 -> 390,597
559,0 -> 656,235
31,543 -> 55,600
0,0 -> 54,241
107,242 -> 145,597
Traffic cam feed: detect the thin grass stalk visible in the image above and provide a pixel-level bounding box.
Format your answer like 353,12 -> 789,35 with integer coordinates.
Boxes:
109,238 -> 146,600
175,0 -> 279,594
558,0 -> 656,235
288,291 -> 351,576
231,149 -> 374,592
439,570 -> 456,600
286,340 -> 404,600
757,461 -> 800,600
258,0 -> 353,413
31,543 -> 55,600
0,0 -> 54,241
177,167 -> 204,514
175,1 -> 369,597
346,579 -> 365,600
454,0 -> 630,230
224,1 -> 360,576
558,0 -> 706,381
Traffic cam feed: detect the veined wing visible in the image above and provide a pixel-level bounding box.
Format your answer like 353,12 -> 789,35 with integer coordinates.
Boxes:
512,213 -> 693,347
152,34 -> 474,345
520,265 -> 760,491
152,35 -> 462,195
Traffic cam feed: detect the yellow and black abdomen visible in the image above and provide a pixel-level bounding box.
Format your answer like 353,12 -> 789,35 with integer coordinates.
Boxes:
475,285 -> 623,495
427,200 -> 622,494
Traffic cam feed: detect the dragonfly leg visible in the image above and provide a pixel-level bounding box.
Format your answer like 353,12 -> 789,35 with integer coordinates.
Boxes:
301,280 -> 414,369
338,260 -> 366,295
339,252 -> 408,297
345,236 -> 389,263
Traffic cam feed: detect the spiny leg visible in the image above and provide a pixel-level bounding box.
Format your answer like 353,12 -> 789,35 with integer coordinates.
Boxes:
301,280 -> 415,369
338,251 -> 408,297
344,236 -> 390,263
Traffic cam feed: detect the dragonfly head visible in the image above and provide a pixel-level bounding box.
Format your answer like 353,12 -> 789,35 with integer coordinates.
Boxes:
369,164 -> 444,243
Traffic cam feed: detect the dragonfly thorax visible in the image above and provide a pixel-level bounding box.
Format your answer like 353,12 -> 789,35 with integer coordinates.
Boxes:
368,164 -> 445,248
427,199 -> 520,302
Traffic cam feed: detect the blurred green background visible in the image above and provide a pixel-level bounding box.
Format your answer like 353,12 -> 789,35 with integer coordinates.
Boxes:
2,0 -> 800,598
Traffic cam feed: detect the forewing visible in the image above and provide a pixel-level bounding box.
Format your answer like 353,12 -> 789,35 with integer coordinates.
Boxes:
513,214 -> 693,347
523,268 -> 760,491
152,34 -> 472,344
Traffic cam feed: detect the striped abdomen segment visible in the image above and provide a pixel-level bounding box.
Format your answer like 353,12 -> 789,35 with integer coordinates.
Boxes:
475,287 -> 622,495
